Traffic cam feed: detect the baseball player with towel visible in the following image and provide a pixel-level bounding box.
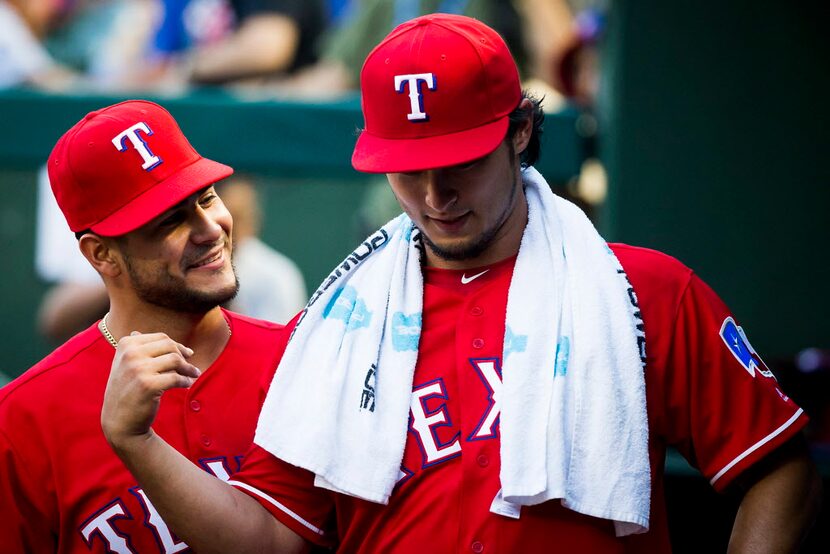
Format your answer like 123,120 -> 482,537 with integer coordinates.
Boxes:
100,14 -> 820,553
0,101 -> 293,552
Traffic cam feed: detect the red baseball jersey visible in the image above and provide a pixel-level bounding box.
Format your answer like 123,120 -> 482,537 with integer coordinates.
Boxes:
231,244 -> 806,553
0,309 -> 288,553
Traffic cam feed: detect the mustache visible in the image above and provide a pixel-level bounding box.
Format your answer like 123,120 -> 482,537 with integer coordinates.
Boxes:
181,238 -> 229,269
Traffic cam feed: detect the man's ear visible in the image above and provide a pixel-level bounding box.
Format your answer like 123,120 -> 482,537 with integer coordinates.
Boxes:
512,98 -> 534,156
78,234 -> 123,278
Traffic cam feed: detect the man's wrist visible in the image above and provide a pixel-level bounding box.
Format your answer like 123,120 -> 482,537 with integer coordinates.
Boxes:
105,427 -> 158,458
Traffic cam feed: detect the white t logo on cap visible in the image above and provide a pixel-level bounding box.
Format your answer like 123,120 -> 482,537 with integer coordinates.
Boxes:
111,122 -> 162,170
394,73 -> 437,121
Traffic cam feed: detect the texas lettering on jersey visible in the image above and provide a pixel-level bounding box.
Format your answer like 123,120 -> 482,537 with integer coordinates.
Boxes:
79,457 -> 239,554
401,357 -> 502,483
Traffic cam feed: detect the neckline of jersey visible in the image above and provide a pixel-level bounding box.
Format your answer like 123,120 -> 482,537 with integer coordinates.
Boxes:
424,254 -> 517,293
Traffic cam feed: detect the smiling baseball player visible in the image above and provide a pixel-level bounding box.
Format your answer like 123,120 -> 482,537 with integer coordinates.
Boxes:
0,100 -> 294,552
99,15 -> 820,553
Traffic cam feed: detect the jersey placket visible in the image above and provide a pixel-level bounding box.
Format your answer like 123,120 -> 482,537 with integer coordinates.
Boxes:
181,372 -> 214,461
455,283 -> 505,554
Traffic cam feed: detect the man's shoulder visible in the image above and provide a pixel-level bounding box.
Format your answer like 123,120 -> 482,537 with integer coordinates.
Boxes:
223,308 -> 296,356
609,243 -> 694,293
0,325 -> 106,418
609,243 -> 692,274
224,308 -> 289,333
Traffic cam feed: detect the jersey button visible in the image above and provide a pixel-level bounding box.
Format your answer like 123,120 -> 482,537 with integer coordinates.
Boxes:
471,541 -> 485,553
470,306 -> 483,316
476,454 -> 489,467
472,338 -> 484,349
190,400 -> 201,412
200,435 -> 211,447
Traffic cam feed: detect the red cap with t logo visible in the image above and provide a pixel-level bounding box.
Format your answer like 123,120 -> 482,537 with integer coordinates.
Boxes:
47,100 -> 233,236
352,14 -> 522,173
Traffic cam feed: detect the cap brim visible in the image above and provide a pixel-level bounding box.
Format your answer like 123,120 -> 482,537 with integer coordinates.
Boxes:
352,116 -> 509,174
90,157 -> 234,236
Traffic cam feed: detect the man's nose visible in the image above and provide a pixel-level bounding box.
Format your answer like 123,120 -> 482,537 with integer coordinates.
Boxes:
424,170 -> 458,212
190,207 -> 224,244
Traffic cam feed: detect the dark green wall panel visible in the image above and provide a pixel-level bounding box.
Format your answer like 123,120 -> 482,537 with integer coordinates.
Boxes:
602,0 -> 829,359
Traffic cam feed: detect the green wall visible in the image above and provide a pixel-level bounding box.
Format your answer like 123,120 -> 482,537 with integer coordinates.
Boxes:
0,169 -> 51,374
602,0 -> 829,360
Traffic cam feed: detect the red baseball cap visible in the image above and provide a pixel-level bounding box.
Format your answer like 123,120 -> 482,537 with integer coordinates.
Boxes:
47,100 -> 233,237
352,14 -> 522,174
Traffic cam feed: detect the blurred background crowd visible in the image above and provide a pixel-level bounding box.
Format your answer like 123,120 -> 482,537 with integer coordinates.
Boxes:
0,0 -> 828,551
0,0 -> 601,101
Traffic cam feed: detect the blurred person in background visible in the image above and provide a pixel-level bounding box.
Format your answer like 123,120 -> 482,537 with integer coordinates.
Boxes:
187,0 -> 325,84
0,0 -> 77,89
552,8 -> 604,108
35,166 -> 110,343
1,0 -> 165,91
221,176 -> 307,323
124,0 -> 326,90
551,8 -> 609,211
275,0 -> 574,99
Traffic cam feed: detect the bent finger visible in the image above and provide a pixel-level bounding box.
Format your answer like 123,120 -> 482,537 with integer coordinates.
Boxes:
123,335 -> 195,360
146,352 -> 202,379
153,371 -> 197,391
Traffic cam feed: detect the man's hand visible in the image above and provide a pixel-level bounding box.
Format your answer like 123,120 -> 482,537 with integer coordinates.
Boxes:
101,332 -> 200,451
98,332 -> 307,554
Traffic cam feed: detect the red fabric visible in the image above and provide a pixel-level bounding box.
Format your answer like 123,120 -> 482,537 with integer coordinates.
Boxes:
0,310 -> 288,553
352,14 -> 521,173
47,100 -> 232,235
234,244 -> 806,553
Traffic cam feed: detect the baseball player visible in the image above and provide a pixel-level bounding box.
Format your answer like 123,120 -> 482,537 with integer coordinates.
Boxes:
0,100 -> 294,552
100,15 -> 821,553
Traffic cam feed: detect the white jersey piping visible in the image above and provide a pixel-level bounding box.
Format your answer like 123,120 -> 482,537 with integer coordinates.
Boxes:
227,480 -> 325,536
709,408 -> 804,486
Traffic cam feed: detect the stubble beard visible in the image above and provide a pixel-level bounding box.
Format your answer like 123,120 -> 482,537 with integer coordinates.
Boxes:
124,253 -> 239,314
421,176 -> 520,263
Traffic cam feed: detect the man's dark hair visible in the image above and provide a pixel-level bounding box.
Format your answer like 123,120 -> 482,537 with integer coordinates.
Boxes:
506,91 -> 544,168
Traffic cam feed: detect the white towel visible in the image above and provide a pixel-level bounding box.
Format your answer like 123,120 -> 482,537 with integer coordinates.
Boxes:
496,167 -> 650,536
256,167 -> 650,535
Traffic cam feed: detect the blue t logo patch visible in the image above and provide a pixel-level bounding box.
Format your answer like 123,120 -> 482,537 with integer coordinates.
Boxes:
719,316 -> 774,379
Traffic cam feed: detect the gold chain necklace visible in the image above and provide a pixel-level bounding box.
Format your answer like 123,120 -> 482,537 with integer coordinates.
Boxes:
99,313 -> 118,348
98,312 -> 231,349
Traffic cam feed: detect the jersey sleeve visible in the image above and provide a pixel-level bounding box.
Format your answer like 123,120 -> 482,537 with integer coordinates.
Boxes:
227,314 -> 337,546
228,443 -> 337,547
0,428 -> 56,552
660,273 -> 807,491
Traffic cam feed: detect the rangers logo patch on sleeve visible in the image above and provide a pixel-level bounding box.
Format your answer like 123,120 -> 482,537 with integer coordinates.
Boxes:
719,316 -> 775,379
